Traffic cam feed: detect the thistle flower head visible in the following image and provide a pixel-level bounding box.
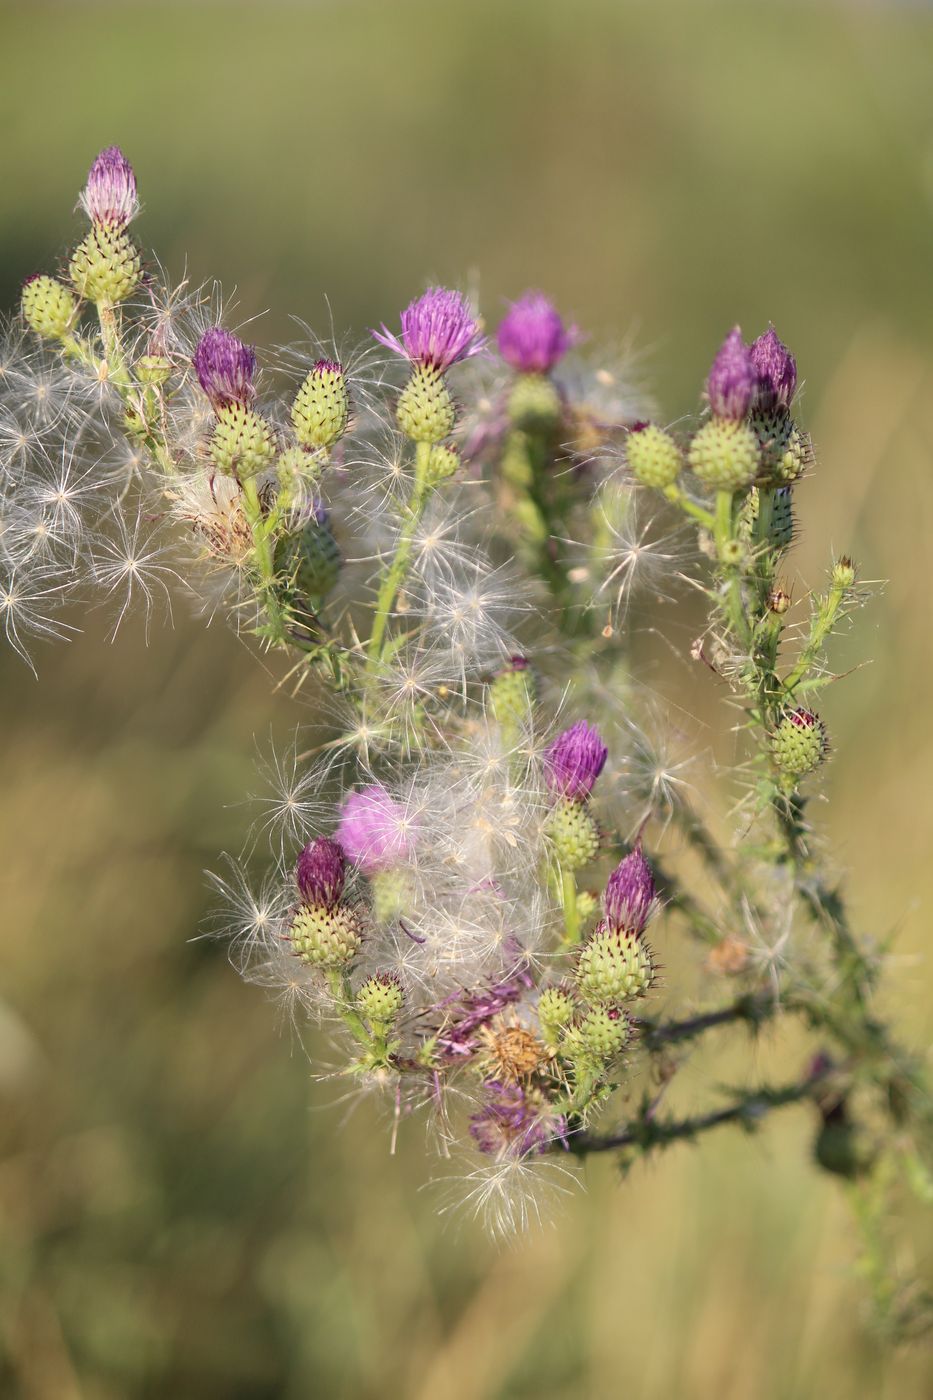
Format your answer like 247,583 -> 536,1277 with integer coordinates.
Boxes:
750,327 -> 797,412
295,835 -> 346,910
337,784 -> 416,875
79,146 -> 138,229
706,326 -> 756,420
193,327 -> 257,412
373,287 -> 485,371
602,846 -> 656,935
543,720 -> 608,802
497,291 -> 576,374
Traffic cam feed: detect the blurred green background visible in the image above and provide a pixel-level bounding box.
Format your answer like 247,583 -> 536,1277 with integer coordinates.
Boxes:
2,1 -> 933,1395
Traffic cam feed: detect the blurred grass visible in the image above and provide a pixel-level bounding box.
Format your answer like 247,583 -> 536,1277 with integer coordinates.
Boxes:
1,0 -> 933,1395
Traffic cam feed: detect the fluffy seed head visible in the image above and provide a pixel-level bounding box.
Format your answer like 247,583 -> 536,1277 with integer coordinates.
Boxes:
295,835 -> 346,910
373,287 -> 485,371
497,292 -> 576,374
750,327 -> 797,411
706,327 -> 757,420
469,1081 -> 566,1157
194,328 -> 258,412
544,720 -> 608,801
603,847 -> 656,935
80,146 -> 138,229
337,785 -> 416,875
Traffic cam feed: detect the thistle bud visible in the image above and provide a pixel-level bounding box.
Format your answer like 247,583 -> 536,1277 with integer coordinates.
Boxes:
21,275 -> 77,340
626,422 -> 683,490
543,720 -> 608,802
194,328 -> 257,412
208,406 -> 276,477
603,848 -> 656,936
497,292 -> 575,374
545,799 -> 600,870
425,444 -> 460,487
832,556 -> 856,589
296,836 -> 346,910
576,923 -> 654,1005
506,374 -> 562,431
772,708 -> 829,778
706,327 -> 757,420
69,226 -> 141,305
79,146 -> 138,229
357,972 -> 404,1030
291,359 -> 350,449
577,1005 -> 631,1061
537,986 -> 575,1045
288,904 -> 362,968
489,656 -> 536,730
396,364 -> 456,443
688,419 -> 760,491
751,411 -> 812,484
275,510 -> 341,604
750,327 -> 797,412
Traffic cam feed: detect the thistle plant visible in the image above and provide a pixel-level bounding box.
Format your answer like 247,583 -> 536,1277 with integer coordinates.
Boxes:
4,149 -> 931,1330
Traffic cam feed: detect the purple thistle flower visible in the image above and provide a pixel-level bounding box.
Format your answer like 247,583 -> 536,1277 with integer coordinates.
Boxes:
706,327 -> 757,420
544,720 -> 608,802
497,291 -> 577,374
469,1081 -> 568,1157
372,287 -> 485,371
295,836 -> 346,910
435,958 -> 534,1062
336,784 -> 416,875
193,328 -> 257,412
603,847 -> 656,936
80,146 -> 138,229
750,327 -> 797,411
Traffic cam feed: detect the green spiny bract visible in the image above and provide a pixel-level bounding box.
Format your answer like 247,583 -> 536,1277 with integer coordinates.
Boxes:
507,373 -> 562,432
396,364 -> 455,443
537,986 -> 576,1046
208,404 -> 276,477
489,658 -> 536,730
688,418 -> 760,491
21,276 -> 77,340
357,972 -> 404,1029
291,360 -> 350,449
289,904 -> 362,968
626,423 -> 683,489
751,408 -> 812,484
275,516 -> 341,604
425,444 -> 460,487
576,1005 -> 631,1062
575,924 -> 654,1004
772,708 -> 829,778
737,486 -> 795,552
546,799 -> 600,871
69,226 -> 140,304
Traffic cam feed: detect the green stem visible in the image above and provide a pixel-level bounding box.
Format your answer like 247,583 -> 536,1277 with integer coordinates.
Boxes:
663,483 -> 715,530
782,582 -> 846,694
366,440 -> 432,668
560,866 -> 580,944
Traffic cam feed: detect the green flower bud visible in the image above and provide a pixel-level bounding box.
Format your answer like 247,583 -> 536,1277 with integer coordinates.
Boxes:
576,924 -> 654,1005
370,868 -> 413,924
135,354 -> 172,387
751,409 -> 812,484
292,359 -> 350,449
425,444 -> 460,487
208,404 -> 276,478
507,373 -> 561,431
538,986 -> 575,1046
575,890 -> 598,927
289,903 -> 362,968
737,485 -> 794,552
772,708 -> 829,778
546,799 -> 600,871
69,226 -> 141,304
626,423 -> 683,490
688,418 -> 760,491
275,514 -> 341,604
357,972 -> 404,1029
21,275 -> 77,340
577,1005 -> 630,1061
831,556 -> 856,590
396,364 -> 455,443
276,446 -> 322,505
489,657 -> 536,730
